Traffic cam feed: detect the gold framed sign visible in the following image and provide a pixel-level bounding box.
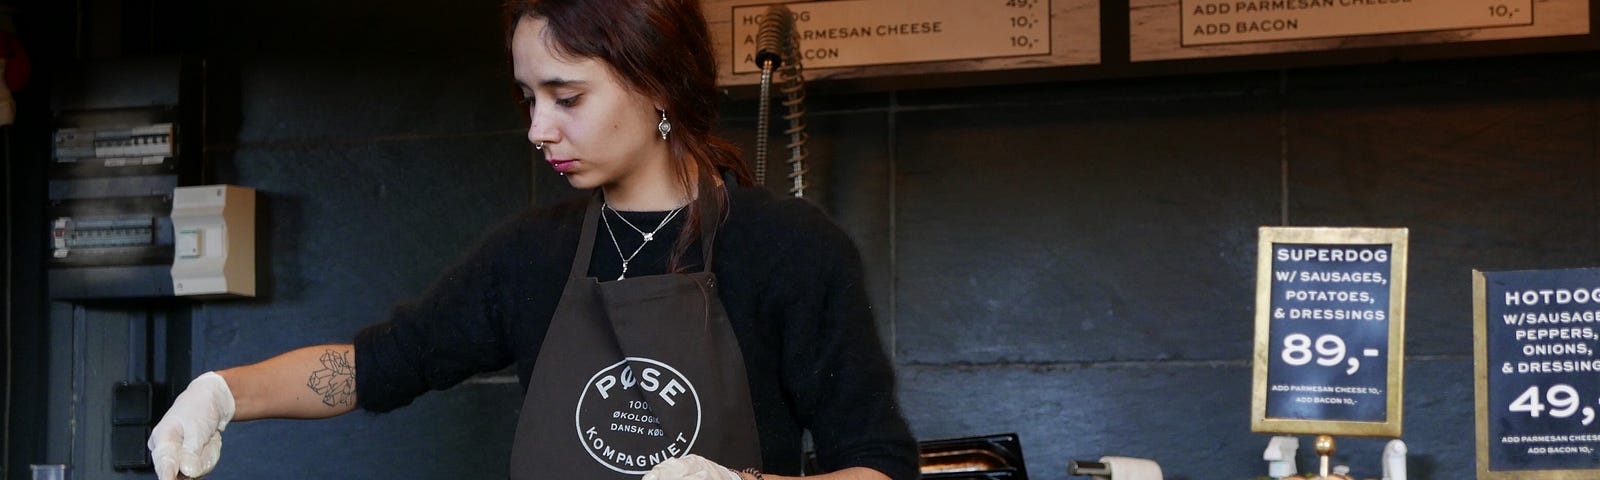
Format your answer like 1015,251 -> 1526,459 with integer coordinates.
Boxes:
1252,227 -> 1407,437
1474,268 -> 1600,479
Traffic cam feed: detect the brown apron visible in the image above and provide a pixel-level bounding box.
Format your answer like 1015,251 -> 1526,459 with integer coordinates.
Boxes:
509,195 -> 764,479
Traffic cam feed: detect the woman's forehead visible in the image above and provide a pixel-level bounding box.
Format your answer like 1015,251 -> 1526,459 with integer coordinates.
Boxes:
512,18 -> 599,84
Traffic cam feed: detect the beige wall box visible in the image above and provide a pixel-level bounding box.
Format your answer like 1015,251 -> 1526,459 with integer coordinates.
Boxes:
170,185 -> 256,298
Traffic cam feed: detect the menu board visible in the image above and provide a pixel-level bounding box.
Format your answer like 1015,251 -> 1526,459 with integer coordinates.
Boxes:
1475,268 -> 1600,479
1180,0 -> 1534,46
706,0 -> 1100,87
729,0 -> 1053,74
1131,0 -> 1589,62
1252,227 -> 1407,437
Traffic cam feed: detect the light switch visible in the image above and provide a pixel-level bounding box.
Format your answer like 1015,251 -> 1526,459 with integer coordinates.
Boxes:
176,228 -> 201,258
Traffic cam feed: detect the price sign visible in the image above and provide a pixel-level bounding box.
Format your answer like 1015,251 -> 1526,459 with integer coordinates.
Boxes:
1130,0 -> 1588,62
1252,227 -> 1407,437
709,0 -> 1101,89
1475,268 -> 1600,479
1178,0 -> 1535,47
729,0 -> 1052,74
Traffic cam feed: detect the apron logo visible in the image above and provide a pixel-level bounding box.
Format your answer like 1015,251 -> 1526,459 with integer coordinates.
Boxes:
575,357 -> 702,474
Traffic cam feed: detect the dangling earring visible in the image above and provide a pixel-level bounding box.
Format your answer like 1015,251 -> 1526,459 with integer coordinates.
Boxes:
657,110 -> 671,140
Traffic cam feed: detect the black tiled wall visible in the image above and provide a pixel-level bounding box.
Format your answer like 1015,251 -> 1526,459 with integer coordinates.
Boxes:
728,56 -> 1599,479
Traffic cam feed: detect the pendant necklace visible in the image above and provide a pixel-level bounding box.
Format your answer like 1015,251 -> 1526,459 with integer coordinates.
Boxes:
601,202 -> 686,280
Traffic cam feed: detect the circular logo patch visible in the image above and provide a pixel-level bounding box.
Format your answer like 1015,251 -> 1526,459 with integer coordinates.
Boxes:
575,357 -> 701,474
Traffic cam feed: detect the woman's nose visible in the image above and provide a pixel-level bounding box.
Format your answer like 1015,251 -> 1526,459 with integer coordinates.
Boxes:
526,123 -> 545,147
526,106 -> 557,147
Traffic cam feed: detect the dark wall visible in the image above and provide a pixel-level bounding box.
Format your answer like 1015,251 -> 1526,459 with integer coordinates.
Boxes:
189,2 -> 532,479
16,1 -> 1600,480
724,55 -> 1600,479
984,60 -> 1591,477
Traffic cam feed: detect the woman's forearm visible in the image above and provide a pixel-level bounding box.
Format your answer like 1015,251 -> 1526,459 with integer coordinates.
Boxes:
218,344 -> 360,421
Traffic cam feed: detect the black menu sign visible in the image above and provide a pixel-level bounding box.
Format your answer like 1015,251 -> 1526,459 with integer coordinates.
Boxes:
1475,268 -> 1600,479
1253,227 -> 1407,437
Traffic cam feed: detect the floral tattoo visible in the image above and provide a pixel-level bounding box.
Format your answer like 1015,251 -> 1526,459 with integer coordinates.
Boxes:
307,349 -> 356,407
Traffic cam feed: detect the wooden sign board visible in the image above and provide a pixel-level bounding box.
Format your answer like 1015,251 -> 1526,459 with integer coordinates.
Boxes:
1131,0 -> 1590,62
1475,268 -> 1600,479
1252,227 -> 1407,437
707,0 -> 1100,88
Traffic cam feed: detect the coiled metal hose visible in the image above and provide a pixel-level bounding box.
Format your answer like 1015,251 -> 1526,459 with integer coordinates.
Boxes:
753,5 -> 809,198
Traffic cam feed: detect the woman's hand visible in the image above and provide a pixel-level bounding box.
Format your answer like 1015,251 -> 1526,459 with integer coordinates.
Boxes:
640,454 -> 742,480
147,372 -> 236,480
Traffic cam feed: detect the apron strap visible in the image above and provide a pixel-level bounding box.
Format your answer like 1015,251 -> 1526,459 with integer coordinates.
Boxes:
569,190 -> 603,279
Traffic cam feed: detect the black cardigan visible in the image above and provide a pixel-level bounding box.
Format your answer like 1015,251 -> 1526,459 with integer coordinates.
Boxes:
353,184 -> 919,480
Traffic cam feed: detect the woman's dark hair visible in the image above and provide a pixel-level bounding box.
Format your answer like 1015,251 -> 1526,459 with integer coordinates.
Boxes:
504,0 -> 754,271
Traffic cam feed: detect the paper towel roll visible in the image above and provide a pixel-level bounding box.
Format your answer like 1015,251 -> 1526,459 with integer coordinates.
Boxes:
1101,456 -> 1163,480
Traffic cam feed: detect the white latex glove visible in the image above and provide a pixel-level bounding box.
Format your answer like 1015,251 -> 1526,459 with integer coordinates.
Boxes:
640,454 -> 743,480
147,372 -> 236,480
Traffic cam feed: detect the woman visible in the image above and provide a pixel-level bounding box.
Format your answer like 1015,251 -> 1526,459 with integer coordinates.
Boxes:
146,1 -> 918,479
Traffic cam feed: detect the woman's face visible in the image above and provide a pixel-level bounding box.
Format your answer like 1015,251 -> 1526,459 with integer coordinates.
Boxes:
512,16 -> 670,192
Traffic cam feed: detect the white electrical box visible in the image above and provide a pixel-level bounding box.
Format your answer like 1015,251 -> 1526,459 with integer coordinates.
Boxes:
170,185 -> 256,297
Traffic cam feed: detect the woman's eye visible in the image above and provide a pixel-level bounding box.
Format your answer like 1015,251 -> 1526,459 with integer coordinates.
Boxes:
556,95 -> 581,107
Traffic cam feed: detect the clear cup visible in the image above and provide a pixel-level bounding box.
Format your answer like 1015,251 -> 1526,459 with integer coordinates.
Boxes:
29,464 -> 68,480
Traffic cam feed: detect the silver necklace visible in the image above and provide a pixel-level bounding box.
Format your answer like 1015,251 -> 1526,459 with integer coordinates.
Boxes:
600,203 -> 686,280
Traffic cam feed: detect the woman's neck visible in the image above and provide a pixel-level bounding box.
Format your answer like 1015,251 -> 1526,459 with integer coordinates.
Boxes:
603,185 -> 688,212
603,161 -> 698,212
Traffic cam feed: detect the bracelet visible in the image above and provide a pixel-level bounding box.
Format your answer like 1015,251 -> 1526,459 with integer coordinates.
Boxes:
742,467 -> 765,480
